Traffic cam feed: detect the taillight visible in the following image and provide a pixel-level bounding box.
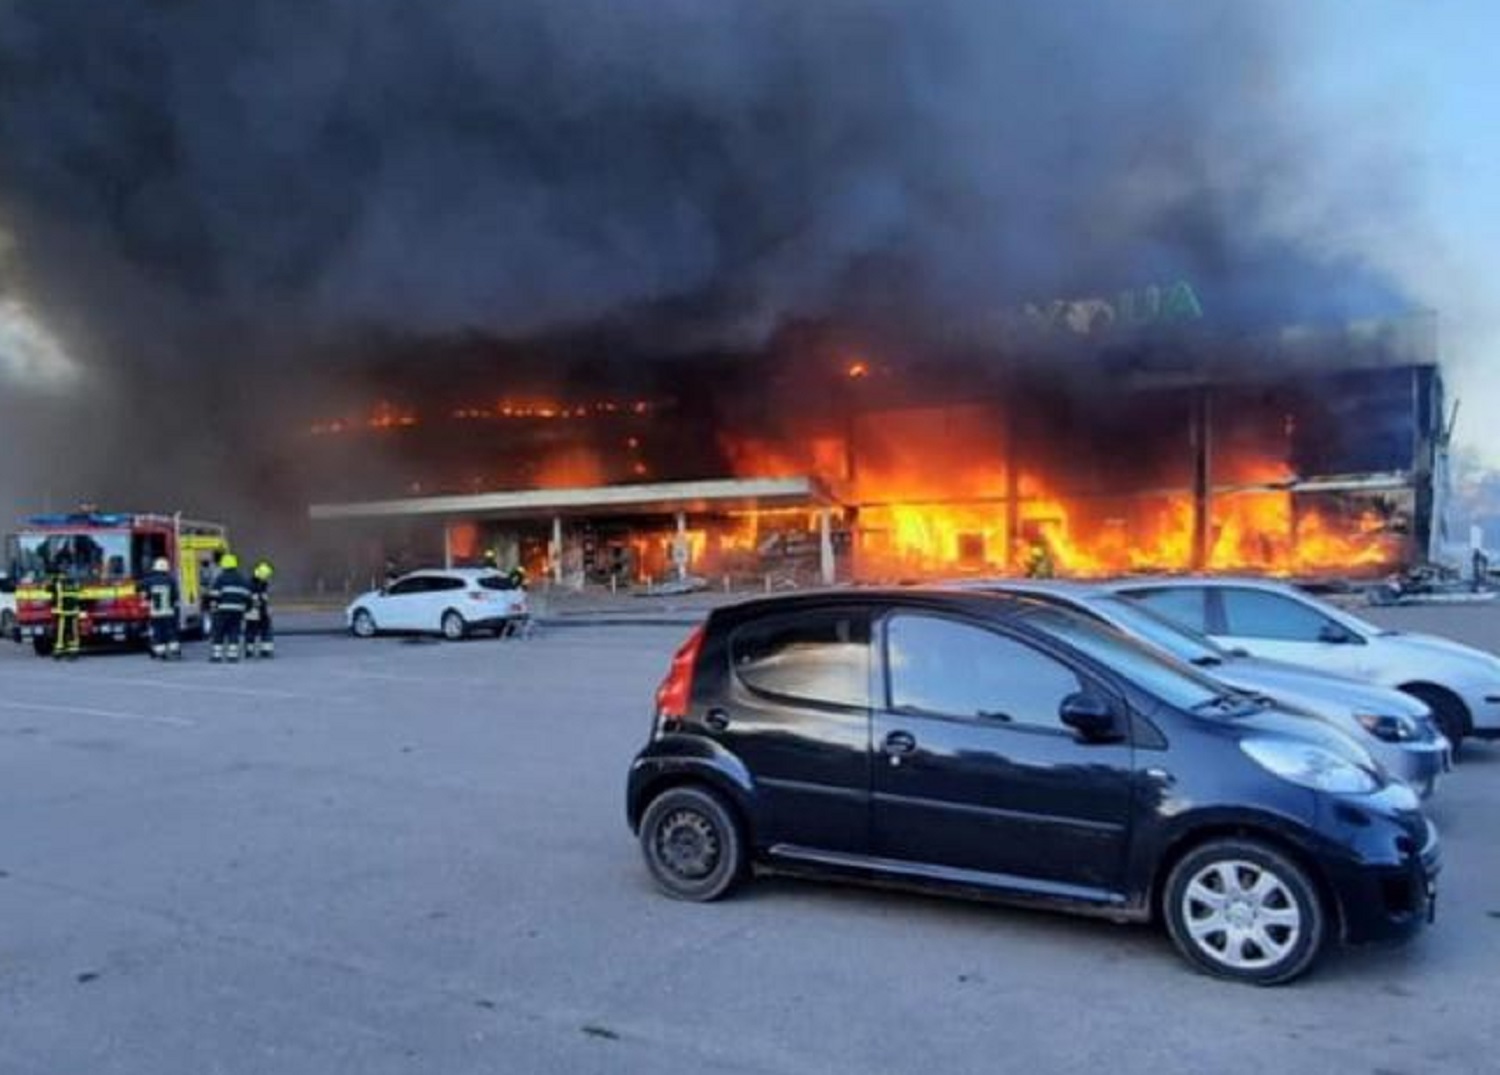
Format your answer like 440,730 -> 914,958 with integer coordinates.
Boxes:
655,625 -> 706,719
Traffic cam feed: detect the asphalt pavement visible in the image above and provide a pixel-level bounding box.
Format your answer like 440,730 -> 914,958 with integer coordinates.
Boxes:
0,616 -> 1497,1075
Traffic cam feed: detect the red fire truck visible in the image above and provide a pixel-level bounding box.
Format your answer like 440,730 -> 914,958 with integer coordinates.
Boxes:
5,512 -> 229,656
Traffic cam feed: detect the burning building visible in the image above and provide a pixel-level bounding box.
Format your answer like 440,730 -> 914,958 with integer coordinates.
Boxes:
302,306 -> 1448,591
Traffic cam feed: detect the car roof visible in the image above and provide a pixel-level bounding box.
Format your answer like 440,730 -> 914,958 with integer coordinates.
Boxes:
707,587 -> 1045,627
400,568 -> 501,579
942,578 -> 1114,600
1102,576 -> 1302,594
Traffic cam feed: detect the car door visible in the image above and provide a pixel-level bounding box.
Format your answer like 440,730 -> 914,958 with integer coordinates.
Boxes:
378,576 -> 430,630
1211,586 -> 1373,677
420,576 -> 467,632
1115,585 -> 1212,635
870,612 -> 1134,895
711,607 -> 873,855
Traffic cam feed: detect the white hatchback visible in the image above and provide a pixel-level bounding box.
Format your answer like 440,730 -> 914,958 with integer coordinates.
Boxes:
0,577 -> 16,642
346,569 -> 529,641
1110,577 -> 1500,752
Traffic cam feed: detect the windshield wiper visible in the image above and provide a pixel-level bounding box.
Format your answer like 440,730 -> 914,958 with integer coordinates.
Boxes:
1192,692 -> 1262,716
1190,655 -> 1223,668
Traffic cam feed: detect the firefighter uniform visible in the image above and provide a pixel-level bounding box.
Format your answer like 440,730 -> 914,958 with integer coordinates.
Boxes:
50,572 -> 82,660
245,560 -> 275,659
209,555 -> 252,663
141,558 -> 182,659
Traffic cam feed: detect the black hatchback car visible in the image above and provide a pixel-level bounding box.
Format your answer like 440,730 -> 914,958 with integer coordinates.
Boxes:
627,590 -> 1439,985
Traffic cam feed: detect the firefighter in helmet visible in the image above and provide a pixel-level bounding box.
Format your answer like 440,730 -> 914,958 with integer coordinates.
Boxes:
245,559 -> 276,659
208,553 -> 252,662
482,547 -> 500,572
49,553 -> 82,661
507,562 -> 528,590
141,556 -> 182,659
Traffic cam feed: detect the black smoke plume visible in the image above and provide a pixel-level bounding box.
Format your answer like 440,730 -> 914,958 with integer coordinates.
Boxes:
0,0 -> 1413,548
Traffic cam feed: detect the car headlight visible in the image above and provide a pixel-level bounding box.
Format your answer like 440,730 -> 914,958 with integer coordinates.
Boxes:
1355,712 -> 1422,743
1241,738 -> 1379,795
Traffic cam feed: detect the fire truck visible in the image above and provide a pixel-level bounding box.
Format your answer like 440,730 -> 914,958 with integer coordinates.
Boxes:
4,512 -> 229,656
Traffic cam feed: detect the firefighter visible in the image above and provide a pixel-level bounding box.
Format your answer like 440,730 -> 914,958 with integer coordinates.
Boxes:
1024,539 -> 1056,579
140,556 -> 182,660
245,560 -> 276,659
209,553 -> 252,663
49,559 -> 82,661
507,563 -> 528,590
482,548 -> 500,572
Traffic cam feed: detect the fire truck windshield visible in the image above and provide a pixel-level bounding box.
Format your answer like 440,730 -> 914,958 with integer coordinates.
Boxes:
13,531 -> 132,583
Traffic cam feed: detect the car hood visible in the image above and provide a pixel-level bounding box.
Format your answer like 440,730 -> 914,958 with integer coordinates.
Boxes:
1226,703 -> 1378,770
1373,630 -> 1500,678
1213,657 -> 1429,719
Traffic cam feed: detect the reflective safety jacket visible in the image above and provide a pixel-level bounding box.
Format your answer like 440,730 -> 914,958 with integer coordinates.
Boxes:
140,570 -> 181,620
210,568 -> 252,614
247,577 -> 272,622
49,575 -> 81,616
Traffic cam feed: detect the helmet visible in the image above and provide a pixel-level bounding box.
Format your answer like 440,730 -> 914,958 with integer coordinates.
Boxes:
220,553 -> 239,570
254,561 -> 274,581
152,557 -> 170,572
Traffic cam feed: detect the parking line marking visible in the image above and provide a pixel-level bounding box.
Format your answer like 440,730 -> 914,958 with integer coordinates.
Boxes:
0,700 -> 196,728
62,674 -> 304,700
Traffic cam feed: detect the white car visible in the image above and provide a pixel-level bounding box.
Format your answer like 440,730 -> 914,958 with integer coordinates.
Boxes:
0,577 -> 16,642
346,569 -> 529,641
954,580 -> 1450,796
1110,577 -> 1500,752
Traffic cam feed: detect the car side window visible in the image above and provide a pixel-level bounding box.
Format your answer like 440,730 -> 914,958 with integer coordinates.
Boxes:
885,614 -> 1081,731
431,577 -> 466,592
1121,586 -> 1208,633
388,578 -> 428,596
731,610 -> 871,709
1220,589 -> 1344,643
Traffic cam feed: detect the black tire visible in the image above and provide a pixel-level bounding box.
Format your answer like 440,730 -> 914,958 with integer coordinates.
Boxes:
351,608 -> 377,639
0,610 -> 14,642
1163,839 -> 1326,986
639,786 -> 746,902
1401,684 -> 1468,758
440,610 -> 467,641
32,636 -> 54,658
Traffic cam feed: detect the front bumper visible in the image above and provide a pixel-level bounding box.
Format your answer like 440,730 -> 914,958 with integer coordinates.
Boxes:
1318,793 -> 1440,945
1464,692 -> 1500,738
1377,738 -> 1451,798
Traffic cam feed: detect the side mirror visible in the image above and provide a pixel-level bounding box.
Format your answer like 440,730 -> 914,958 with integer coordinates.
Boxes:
1059,692 -> 1125,743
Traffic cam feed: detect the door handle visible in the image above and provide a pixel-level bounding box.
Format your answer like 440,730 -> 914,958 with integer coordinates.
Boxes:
882,730 -> 917,756
703,708 -> 731,732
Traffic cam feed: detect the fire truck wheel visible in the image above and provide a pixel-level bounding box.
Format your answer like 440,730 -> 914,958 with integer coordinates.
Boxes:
440,610 -> 468,641
32,637 -> 54,658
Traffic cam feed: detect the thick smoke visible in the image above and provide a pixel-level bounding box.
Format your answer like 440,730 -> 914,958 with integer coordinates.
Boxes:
0,0 -> 1418,545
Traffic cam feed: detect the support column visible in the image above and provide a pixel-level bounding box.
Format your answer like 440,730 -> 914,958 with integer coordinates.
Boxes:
819,508 -> 835,585
1004,395 -> 1021,573
443,521 -> 454,570
1191,388 -> 1213,571
674,511 -> 689,581
551,516 -> 564,585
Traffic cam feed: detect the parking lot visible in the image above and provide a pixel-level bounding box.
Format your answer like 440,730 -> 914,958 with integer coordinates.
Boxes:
1,609 -> 1497,1075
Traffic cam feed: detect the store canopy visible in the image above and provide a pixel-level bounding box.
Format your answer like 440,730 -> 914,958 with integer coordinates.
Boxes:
309,476 -> 836,523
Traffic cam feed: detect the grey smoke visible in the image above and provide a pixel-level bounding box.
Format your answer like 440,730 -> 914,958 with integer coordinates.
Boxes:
0,0 -> 1417,533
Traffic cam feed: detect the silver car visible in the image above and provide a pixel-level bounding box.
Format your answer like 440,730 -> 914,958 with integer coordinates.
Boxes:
951,580 -> 1451,797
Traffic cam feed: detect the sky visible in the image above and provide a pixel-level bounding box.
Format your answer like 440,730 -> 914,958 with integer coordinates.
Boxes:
1292,2 -> 1500,459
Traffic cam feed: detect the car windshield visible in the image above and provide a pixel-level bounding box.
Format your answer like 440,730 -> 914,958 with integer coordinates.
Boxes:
12,531 -> 132,583
1090,596 -> 1230,666
1021,606 -> 1249,714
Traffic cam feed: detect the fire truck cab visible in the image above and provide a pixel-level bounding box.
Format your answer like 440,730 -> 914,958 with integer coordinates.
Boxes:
4,513 -> 229,656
